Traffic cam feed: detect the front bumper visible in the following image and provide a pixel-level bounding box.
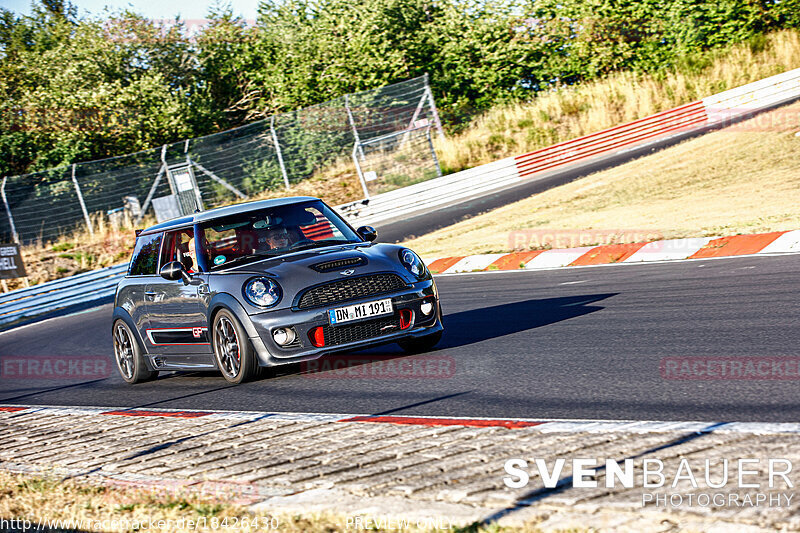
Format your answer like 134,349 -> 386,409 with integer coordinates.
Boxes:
245,279 -> 441,366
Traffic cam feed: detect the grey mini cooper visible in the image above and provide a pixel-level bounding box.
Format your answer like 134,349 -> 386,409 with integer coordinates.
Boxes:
112,197 -> 443,384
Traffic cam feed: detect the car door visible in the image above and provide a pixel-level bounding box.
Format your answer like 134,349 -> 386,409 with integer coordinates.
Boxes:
144,228 -> 214,368
124,231 -> 164,346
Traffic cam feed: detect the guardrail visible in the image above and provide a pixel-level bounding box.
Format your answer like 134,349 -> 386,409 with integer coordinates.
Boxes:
3,67 -> 800,329
0,264 -> 126,327
337,156 -> 520,225
514,101 -> 708,178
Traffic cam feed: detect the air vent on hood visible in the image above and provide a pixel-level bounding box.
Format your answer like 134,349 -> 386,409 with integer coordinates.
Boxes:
310,256 -> 366,272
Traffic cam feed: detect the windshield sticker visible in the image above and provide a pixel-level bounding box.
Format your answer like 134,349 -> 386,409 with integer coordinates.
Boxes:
214,255 -> 226,266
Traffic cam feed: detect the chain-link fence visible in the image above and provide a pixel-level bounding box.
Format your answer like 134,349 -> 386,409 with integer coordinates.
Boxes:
355,126 -> 443,197
1,74 -> 444,244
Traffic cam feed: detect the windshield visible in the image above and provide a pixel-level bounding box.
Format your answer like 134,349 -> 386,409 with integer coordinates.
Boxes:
199,200 -> 361,271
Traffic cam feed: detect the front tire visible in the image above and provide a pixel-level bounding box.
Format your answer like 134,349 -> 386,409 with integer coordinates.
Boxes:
398,331 -> 442,354
113,320 -> 158,384
212,309 -> 257,384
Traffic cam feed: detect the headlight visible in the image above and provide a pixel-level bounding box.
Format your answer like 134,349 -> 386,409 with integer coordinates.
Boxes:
243,277 -> 282,308
399,249 -> 427,279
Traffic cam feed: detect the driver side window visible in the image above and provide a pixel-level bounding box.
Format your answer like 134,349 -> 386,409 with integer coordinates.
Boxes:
161,229 -> 196,273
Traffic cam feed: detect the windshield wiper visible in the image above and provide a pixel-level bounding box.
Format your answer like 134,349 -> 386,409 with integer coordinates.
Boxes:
215,253 -> 274,269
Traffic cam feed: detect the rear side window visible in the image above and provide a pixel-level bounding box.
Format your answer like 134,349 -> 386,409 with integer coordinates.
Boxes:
129,233 -> 163,276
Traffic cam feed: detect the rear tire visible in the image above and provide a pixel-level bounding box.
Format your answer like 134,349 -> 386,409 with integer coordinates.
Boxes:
398,331 -> 442,354
212,309 -> 257,384
113,319 -> 158,384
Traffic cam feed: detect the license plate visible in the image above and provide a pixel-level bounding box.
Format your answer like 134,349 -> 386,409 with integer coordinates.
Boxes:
328,298 -> 393,325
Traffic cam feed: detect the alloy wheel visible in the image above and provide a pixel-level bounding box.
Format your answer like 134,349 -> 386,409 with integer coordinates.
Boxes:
113,323 -> 135,380
214,316 -> 241,377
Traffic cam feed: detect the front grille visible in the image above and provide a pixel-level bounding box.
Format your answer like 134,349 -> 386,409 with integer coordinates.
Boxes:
322,315 -> 401,346
310,257 -> 366,272
297,273 -> 407,309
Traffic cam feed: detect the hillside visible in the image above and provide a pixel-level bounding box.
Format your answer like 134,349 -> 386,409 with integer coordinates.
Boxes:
435,30 -> 800,174
403,100 -> 800,259
7,31 -> 800,290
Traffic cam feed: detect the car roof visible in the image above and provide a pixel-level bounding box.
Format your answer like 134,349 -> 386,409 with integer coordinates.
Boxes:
138,197 -> 320,236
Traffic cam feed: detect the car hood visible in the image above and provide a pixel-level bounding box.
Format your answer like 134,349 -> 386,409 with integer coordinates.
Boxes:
213,242 -> 417,311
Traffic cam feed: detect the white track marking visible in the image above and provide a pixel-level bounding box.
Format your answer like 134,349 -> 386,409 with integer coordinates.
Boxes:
524,247 -> 594,269
443,254 -> 506,273
759,230 -> 800,254
625,237 -> 714,262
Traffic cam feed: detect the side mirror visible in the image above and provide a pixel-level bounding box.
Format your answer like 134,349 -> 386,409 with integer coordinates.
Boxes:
160,261 -> 191,283
356,225 -> 377,242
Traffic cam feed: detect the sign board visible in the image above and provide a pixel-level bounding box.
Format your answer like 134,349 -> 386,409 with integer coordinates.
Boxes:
0,243 -> 26,280
364,171 -> 378,182
152,195 -> 181,223
166,164 -> 203,215
171,167 -> 195,192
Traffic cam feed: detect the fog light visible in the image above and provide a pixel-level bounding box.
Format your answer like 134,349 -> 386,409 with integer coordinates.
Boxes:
309,326 -> 325,347
272,327 -> 296,346
399,309 -> 413,330
420,301 -> 434,316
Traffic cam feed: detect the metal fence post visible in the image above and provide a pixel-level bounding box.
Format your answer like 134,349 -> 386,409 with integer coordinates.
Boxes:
424,73 -> 445,138
345,94 -> 366,161
183,139 -> 204,211
270,116 -> 291,189
426,127 -> 443,178
71,164 -> 93,236
352,144 -> 371,199
1,176 -> 19,243
192,162 -> 247,199
400,83 -> 431,148
137,163 -> 166,225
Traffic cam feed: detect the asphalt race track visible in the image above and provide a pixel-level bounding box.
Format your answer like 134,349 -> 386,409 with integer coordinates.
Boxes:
1,253 -> 799,422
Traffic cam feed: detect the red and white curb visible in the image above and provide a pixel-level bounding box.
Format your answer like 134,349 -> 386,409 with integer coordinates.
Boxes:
3,404 -> 800,435
424,230 -> 800,274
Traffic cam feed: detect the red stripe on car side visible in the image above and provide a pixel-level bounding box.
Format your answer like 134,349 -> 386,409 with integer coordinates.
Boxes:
0,407 -> 28,412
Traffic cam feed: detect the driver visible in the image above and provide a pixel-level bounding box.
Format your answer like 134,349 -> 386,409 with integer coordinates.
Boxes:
256,226 -> 291,251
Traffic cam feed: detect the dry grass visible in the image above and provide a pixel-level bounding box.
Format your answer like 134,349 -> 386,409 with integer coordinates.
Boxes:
249,156 -> 366,205
0,470 -> 548,532
0,471 -> 256,533
434,30 -> 800,173
404,101 -> 800,258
